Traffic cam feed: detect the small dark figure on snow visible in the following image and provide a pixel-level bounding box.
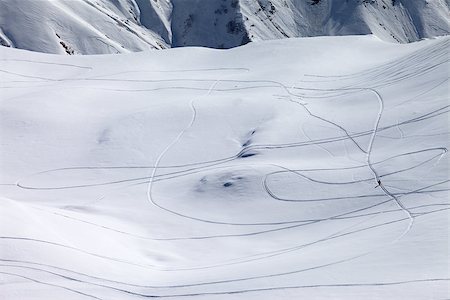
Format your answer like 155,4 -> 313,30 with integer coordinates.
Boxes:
375,179 -> 381,188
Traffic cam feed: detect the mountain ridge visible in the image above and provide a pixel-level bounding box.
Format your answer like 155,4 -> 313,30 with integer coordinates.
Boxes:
0,0 -> 448,54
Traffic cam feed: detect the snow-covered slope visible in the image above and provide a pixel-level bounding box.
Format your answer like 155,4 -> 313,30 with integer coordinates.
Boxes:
242,0 -> 450,43
0,35 -> 449,299
0,0 -> 170,54
0,0 -> 449,54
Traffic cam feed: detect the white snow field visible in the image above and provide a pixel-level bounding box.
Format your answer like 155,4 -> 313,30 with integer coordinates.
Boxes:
0,35 -> 449,299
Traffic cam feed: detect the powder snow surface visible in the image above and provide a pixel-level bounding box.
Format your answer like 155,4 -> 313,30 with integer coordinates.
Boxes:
0,35 -> 449,299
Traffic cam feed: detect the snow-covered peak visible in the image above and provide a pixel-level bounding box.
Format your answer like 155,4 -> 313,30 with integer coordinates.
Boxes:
0,0 -> 449,54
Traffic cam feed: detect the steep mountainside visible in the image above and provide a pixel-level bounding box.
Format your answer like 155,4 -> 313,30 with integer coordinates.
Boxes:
0,0 -> 449,54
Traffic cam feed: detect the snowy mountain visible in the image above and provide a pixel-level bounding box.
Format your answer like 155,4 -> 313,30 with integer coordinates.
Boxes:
0,35 -> 449,299
0,0 -> 449,54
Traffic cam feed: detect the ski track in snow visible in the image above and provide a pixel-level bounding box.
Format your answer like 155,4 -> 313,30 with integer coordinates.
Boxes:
1,37 -> 449,299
